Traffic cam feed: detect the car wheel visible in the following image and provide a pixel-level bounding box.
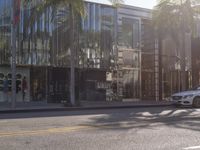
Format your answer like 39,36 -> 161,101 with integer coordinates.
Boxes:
193,97 -> 200,108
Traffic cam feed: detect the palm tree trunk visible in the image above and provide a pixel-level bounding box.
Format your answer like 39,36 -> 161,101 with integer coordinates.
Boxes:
69,4 -> 75,106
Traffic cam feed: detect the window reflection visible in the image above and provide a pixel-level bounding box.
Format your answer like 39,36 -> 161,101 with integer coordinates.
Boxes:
120,18 -> 140,49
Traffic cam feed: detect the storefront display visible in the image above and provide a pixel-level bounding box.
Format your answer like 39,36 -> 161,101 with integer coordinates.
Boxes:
0,67 -> 30,102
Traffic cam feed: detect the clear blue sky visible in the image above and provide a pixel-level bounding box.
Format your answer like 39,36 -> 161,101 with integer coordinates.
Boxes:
86,0 -> 157,9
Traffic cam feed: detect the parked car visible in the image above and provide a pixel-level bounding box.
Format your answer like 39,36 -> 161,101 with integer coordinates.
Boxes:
171,86 -> 200,107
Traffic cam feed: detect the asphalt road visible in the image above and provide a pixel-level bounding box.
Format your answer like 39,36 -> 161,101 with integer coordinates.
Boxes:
0,107 -> 200,150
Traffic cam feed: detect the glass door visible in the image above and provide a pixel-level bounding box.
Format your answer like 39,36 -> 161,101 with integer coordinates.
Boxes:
122,69 -> 140,100
117,49 -> 141,101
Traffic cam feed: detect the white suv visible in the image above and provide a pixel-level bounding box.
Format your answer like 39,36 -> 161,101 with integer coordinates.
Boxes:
171,86 -> 200,107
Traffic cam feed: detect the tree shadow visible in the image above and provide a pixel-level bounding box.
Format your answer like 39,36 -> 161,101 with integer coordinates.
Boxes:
1,106 -> 200,132
83,107 -> 200,132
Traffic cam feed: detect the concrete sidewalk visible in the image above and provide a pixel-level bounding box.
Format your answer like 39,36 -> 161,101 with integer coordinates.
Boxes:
0,100 -> 173,113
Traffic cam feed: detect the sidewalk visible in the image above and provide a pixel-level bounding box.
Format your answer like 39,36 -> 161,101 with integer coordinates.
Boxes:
80,100 -> 172,108
0,100 -> 173,113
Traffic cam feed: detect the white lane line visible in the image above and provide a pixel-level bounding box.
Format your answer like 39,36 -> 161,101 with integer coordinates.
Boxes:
183,146 -> 200,150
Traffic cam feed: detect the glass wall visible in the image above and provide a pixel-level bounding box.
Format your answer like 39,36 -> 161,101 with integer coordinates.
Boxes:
0,0 -> 12,64
0,0 -> 53,66
79,3 -> 115,69
119,17 -> 140,49
0,1 -> 154,103
116,15 -> 141,100
50,6 -> 72,67
78,3 -> 115,101
17,1 -> 52,66
0,1 -> 116,103
0,1 -> 115,68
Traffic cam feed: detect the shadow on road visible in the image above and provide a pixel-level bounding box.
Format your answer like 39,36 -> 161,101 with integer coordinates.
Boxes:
1,106 -> 200,132
86,107 -> 200,132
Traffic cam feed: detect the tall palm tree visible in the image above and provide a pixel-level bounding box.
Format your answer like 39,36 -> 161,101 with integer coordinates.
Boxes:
23,0 -> 123,105
153,0 -> 200,99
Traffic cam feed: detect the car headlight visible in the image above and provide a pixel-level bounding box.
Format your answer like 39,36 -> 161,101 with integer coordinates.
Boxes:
183,95 -> 194,99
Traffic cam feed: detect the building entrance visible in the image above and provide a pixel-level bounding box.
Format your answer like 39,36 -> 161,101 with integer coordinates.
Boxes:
117,49 -> 141,101
116,16 -> 141,101
122,69 -> 140,100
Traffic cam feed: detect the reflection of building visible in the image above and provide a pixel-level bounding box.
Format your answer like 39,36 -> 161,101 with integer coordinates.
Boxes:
1,0 -> 186,105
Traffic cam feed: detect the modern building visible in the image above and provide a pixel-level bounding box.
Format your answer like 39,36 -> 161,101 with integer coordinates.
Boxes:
1,0 -> 192,106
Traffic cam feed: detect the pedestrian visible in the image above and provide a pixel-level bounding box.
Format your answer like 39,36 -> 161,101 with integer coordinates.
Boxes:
3,76 -> 9,102
22,76 -> 27,102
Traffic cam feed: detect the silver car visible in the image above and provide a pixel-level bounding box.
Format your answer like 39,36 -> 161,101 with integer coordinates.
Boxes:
171,86 -> 200,107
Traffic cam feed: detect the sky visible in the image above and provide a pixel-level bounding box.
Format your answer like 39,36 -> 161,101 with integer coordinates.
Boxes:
87,0 -> 157,9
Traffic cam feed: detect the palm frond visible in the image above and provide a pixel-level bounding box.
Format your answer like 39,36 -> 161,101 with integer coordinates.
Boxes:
153,0 -> 199,38
23,0 -> 85,27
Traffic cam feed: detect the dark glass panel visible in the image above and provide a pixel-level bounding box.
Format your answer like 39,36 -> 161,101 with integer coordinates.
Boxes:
16,74 -> 22,79
0,80 -> 3,84
121,18 -> 140,49
0,73 -> 4,78
7,73 -> 12,79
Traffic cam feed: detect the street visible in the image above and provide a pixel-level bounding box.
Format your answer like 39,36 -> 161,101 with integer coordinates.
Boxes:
0,107 -> 200,150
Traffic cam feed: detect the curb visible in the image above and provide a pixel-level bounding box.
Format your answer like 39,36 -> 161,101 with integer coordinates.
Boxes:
0,104 -> 173,114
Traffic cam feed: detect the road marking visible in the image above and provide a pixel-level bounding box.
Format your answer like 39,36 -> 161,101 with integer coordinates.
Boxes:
0,122 -> 130,138
0,122 -> 138,138
183,146 -> 200,150
0,125 -> 92,138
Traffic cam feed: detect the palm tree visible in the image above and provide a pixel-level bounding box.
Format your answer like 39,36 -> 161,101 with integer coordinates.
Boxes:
23,0 -> 123,105
153,0 -> 200,99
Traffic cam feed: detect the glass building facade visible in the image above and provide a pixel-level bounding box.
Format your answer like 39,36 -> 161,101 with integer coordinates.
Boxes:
0,1 -> 116,68
0,0 -> 159,105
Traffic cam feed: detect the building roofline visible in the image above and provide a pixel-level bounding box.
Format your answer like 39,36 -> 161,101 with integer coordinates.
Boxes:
84,0 -> 152,12
120,4 -> 152,13
84,0 -> 114,8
